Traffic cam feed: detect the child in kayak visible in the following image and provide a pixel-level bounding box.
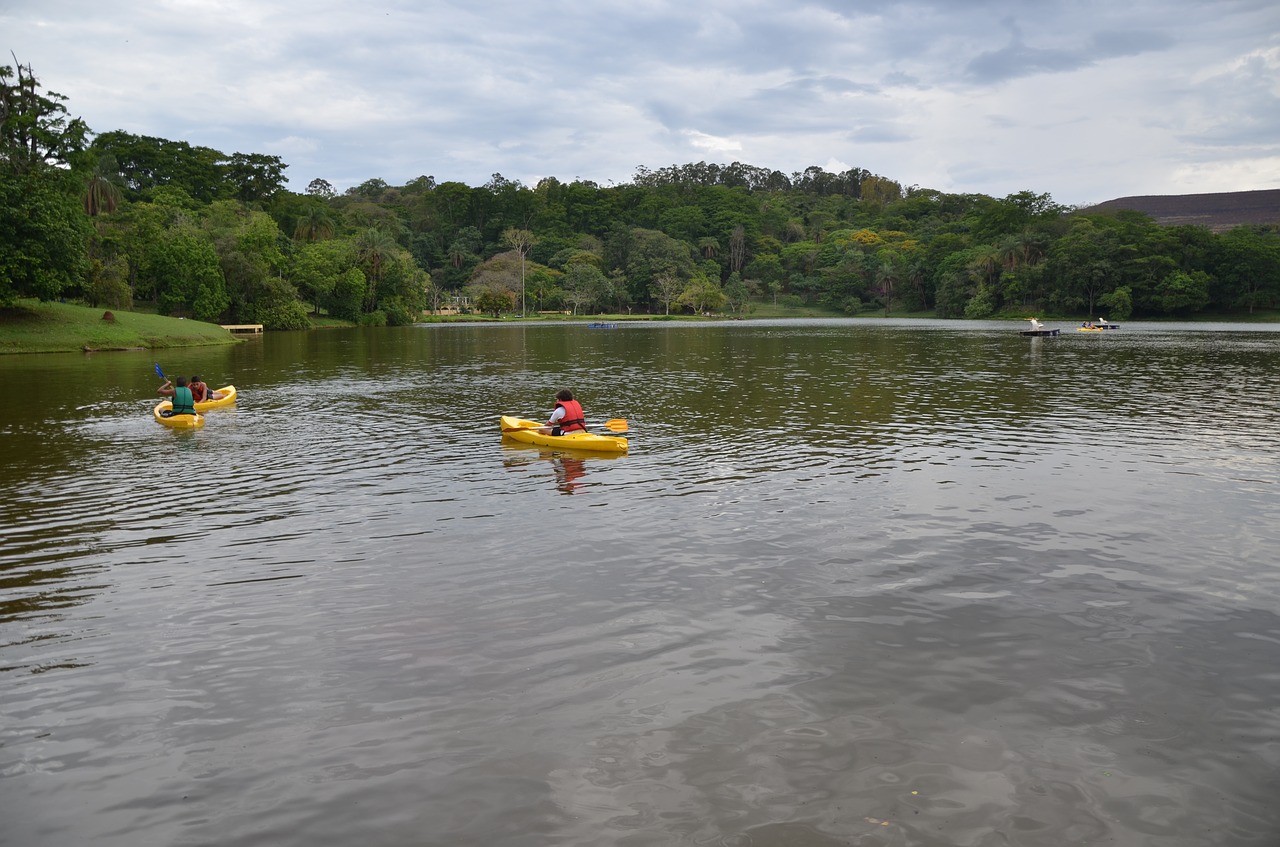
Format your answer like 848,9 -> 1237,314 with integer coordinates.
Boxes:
189,376 -> 225,403
541,389 -> 587,436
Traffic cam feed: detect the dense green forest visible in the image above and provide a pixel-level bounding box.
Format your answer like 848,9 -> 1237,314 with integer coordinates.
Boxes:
3,61 -> 1279,329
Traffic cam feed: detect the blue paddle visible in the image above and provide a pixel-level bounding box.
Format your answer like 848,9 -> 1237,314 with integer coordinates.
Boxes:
154,363 -> 166,380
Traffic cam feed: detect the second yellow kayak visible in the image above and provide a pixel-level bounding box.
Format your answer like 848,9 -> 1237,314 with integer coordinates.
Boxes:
195,385 -> 237,411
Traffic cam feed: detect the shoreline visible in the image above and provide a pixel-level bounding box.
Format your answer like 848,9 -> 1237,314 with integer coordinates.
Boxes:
3,299 -> 1277,355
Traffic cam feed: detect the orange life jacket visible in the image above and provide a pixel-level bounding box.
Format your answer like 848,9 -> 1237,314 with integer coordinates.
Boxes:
554,399 -> 586,432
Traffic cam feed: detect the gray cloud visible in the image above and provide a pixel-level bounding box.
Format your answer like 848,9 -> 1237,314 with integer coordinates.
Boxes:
964,18 -> 1174,84
1177,47 -> 1280,149
2,0 -> 1279,205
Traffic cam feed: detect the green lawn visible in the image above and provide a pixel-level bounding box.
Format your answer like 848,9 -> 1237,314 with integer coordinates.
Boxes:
0,300 -> 240,354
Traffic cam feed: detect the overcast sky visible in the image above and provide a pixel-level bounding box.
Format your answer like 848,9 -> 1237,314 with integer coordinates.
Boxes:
5,0 -> 1279,206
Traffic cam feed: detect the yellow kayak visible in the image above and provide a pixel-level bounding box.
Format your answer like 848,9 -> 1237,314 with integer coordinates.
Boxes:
153,401 -> 204,428
500,415 -> 628,454
195,385 -> 237,411
1077,327 -> 1104,332
152,385 -> 235,428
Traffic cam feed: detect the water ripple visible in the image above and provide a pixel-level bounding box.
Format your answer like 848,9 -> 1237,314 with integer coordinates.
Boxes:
3,322 -> 1280,846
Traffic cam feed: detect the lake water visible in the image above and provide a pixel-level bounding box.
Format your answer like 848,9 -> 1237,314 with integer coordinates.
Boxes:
2,319 -> 1279,847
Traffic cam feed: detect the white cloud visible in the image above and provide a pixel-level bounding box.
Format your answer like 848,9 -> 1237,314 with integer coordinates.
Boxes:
1170,157 -> 1280,194
680,131 -> 741,156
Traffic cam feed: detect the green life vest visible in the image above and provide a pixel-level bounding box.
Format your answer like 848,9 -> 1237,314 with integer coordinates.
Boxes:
171,385 -> 196,415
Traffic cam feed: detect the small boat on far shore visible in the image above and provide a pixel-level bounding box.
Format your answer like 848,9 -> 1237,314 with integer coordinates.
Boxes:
1020,317 -> 1060,337
1078,317 -> 1120,332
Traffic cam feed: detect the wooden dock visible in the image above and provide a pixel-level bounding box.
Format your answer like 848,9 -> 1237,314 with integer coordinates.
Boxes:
221,324 -> 264,334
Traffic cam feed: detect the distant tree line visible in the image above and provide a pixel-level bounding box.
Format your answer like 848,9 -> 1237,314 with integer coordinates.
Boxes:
3,60 -> 1279,328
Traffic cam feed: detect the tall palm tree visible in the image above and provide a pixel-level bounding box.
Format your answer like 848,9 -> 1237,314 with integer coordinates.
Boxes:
729,225 -> 746,273
969,248 -> 1001,287
356,228 -> 398,313
294,206 -> 335,242
997,235 -> 1024,272
1020,232 -> 1050,268
905,256 -> 929,310
875,261 -> 898,316
448,239 -> 468,269
997,233 -> 1050,272
83,154 -> 124,216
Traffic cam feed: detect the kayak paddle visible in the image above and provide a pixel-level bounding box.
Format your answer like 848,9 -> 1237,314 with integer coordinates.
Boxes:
154,363 -> 166,380
503,418 -> 629,434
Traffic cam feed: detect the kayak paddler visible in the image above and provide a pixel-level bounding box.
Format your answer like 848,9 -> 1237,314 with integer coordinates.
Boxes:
540,389 -> 588,435
158,375 -> 198,417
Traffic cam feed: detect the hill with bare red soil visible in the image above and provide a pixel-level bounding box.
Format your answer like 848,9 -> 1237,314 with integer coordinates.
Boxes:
1081,189 -> 1280,232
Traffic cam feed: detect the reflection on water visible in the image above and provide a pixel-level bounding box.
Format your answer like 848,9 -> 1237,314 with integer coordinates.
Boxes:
1,320 -> 1279,846
500,441 -> 620,496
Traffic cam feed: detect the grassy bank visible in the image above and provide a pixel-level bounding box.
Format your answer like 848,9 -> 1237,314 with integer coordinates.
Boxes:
0,300 -> 241,354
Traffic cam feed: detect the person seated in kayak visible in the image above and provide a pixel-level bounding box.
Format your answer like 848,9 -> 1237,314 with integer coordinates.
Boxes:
189,376 -> 225,403
541,389 -> 587,436
157,376 -> 198,417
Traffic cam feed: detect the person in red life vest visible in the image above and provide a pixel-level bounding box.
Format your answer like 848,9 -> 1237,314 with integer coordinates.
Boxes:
541,389 -> 587,435
189,376 -> 226,403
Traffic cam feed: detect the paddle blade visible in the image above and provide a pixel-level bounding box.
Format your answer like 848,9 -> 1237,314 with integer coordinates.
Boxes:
502,420 -> 628,434
154,363 -> 165,380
